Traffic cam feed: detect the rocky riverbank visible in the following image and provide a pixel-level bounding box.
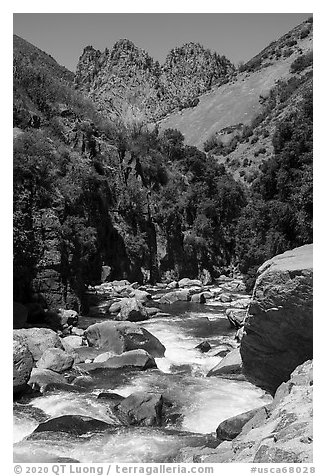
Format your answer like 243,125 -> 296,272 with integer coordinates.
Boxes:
13,247 -> 313,463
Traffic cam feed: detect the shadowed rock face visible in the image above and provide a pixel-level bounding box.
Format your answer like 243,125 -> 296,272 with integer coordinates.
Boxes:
241,244 -> 313,394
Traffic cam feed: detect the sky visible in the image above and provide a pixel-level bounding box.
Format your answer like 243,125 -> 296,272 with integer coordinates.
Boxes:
13,13 -> 311,72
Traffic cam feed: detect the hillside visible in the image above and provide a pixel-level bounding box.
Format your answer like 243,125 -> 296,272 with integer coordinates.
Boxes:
13,17 -> 312,312
75,40 -> 234,123
158,17 -> 313,155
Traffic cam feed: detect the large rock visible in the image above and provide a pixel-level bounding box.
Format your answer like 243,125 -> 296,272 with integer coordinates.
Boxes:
36,348 -> 74,373
14,328 -> 64,361
79,349 -> 156,371
216,406 -> 270,441
44,308 -> 78,331
226,308 -> 246,329
13,337 -> 33,395
33,415 -> 111,435
118,298 -> 149,322
198,361 -> 313,463
178,278 -> 202,288
191,293 -> 206,303
241,244 -> 313,393
28,368 -> 67,392
13,302 -> 28,329
159,289 -> 190,304
84,320 -> 165,357
61,335 -> 84,352
115,392 -> 165,426
207,348 -> 242,377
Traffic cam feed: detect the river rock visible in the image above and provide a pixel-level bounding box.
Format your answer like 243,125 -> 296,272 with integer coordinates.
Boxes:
241,244 -> 313,393
13,301 -> 28,329
221,279 -> 247,293
84,320 -> 165,357
14,328 -> 64,361
130,290 -> 151,303
36,348 -> 74,372
44,308 -> 78,330
207,348 -> 242,377
214,344 -> 233,358
13,337 -> 33,395
191,293 -> 206,303
33,415 -> 111,435
159,289 -> 190,304
109,301 -> 124,313
166,280 -> 178,289
226,309 -> 246,329
61,335 -> 84,351
230,297 -> 251,309
219,293 -> 232,303
118,298 -> 149,322
178,278 -> 202,288
28,368 -> 67,392
97,392 -> 125,402
195,341 -> 211,353
80,349 -> 156,371
116,392 -> 165,426
216,406 -> 268,441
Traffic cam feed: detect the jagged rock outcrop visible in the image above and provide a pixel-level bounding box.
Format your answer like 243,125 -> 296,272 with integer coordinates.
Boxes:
14,328 -> 64,361
241,244 -> 313,393
75,40 -> 234,122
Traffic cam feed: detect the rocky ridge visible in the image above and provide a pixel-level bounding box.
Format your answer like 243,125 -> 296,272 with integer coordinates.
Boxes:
75,40 -> 234,122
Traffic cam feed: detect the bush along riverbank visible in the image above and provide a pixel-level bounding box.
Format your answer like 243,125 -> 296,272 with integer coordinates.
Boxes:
13,244 -> 312,463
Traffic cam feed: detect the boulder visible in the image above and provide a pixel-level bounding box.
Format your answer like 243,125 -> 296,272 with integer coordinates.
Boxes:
118,298 -> 149,322
166,280 -> 178,289
13,302 -> 28,329
230,298 -> 251,309
178,278 -> 202,288
28,368 -> 67,392
97,392 -> 125,402
241,244 -> 313,393
226,308 -> 246,329
36,348 -> 74,373
130,290 -> 151,303
159,289 -> 190,304
33,415 -> 111,435
79,349 -> 156,371
14,328 -> 64,361
221,279 -> 247,293
207,348 -> 242,377
44,308 -> 78,330
191,293 -> 206,304
195,341 -> 211,353
72,375 -> 93,387
214,344 -> 233,358
116,392 -> 165,426
219,294 -> 232,303
84,320 -> 165,357
61,335 -> 84,352
146,307 -> 161,317
216,406 -> 267,441
109,301 -> 124,314
71,327 -> 84,337
13,337 -> 33,395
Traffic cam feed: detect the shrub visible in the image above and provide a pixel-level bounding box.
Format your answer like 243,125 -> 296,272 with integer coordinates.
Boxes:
290,51 -> 313,73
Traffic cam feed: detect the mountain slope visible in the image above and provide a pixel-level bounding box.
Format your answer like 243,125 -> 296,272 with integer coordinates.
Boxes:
158,17 -> 312,150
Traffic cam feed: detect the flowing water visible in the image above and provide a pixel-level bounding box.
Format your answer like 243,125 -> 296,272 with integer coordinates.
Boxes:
13,298 -> 271,463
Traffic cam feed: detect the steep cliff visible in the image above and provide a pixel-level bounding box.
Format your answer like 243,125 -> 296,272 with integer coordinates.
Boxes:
241,244 -> 313,393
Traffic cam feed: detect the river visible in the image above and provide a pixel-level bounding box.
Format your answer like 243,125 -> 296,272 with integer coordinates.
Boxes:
13,297 -> 271,463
